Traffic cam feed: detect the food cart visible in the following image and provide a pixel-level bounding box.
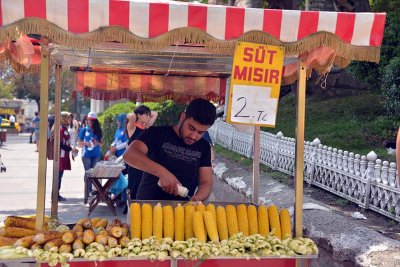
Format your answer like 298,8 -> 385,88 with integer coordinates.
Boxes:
0,0 -> 385,266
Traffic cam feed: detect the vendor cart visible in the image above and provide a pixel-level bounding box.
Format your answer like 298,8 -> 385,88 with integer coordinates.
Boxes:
0,0 -> 385,266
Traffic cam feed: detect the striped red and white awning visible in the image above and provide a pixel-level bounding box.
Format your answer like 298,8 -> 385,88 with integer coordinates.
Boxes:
0,0 -> 386,62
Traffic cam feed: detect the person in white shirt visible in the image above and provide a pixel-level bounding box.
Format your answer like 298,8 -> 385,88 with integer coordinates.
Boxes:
9,115 -> 15,127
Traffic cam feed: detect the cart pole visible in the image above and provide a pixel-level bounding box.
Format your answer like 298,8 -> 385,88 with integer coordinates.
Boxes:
35,46 -> 49,230
51,65 -> 62,218
252,126 -> 260,203
294,60 -> 306,238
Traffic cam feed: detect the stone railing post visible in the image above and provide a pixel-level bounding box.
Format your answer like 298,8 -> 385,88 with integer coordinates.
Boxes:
272,131 -> 283,170
332,148 -> 338,169
348,152 -> 355,175
388,162 -> 397,188
343,151 -> 349,172
354,154 -> 361,176
374,159 -> 382,183
229,126 -> 234,150
337,149 -> 343,170
308,138 -> 320,185
381,161 -> 389,185
327,147 -> 333,167
364,151 -> 377,210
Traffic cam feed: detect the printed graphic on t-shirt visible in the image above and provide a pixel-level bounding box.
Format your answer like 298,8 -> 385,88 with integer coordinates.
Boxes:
161,142 -> 201,163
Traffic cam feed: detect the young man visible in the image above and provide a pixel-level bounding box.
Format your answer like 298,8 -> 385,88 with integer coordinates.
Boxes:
123,98 -> 216,201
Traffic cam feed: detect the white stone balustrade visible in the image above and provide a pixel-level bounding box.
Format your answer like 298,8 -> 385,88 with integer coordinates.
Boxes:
209,120 -> 400,222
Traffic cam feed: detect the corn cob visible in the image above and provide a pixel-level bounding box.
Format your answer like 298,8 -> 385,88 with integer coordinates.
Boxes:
279,209 -> 292,239
258,205 -> 269,236
59,243 -> 72,253
30,243 -> 42,250
62,231 -> 78,244
33,231 -> 64,244
0,236 -> 18,246
76,231 -> 84,240
153,203 -> 163,240
44,238 -> 64,251
94,219 -> 108,228
14,235 -> 36,248
91,218 -> 102,227
72,224 -> 83,232
95,234 -> 108,246
0,226 -> 37,238
129,203 -> 141,239
78,218 -> 92,229
247,205 -> 258,235
107,236 -> 118,248
82,229 -> 95,244
119,236 -> 130,248
196,203 -> 206,213
112,218 -> 123,227
174,203 -> 185,241
225,205 -> 239,237
141,203 -> 153,240
184,204 -> 195,240
121,223 -> 129,236
236,204 -> 249,236
206,203 -> 217,225
192,211 -> 206,242
216,206 -> 229,240
97,230 -> 108,237
72,239 -> 84,250
4,216 -> 37,230
163,205 -> 174,239
268,205 -> 281,239
203,211 -> 219,242
110,226 -> 123,238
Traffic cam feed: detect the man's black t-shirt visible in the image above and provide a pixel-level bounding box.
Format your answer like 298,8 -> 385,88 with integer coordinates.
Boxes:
136,126 -> 211,200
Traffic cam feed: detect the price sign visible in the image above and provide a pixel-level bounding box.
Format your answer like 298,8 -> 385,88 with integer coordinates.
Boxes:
227,42 -> 284,127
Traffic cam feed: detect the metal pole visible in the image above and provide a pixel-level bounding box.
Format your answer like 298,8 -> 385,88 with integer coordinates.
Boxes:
252,126 -> 260,203
35,46 -> 49,231
305,0 -> 310,10
294,61 -> 306,237
51,65 -> 62,218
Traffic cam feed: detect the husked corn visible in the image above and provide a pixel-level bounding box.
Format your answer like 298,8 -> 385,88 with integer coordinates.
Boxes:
258,205 -> 269,236
216,206 -> 229,240
174,204 -> 185,241
163,205 -> 174,239
247,205 -> 258,235
236,204 -> 249,236
129,203 -> 141,239
153,203 -> 163,240
192,211 -> 206,242
225,205 -> 239,237
268,205 -> 281,239
184,205 -> 195,240
203,211 -> 219,242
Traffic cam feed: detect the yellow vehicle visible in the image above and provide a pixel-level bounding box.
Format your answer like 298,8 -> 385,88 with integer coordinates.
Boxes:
1,118 -> 21,132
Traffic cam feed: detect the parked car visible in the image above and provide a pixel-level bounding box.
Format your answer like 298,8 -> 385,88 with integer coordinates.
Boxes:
1,118 -> 21,132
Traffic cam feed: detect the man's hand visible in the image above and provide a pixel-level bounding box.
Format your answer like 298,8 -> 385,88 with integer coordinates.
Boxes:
158,171 -> 181,196
109,146 -> 117,154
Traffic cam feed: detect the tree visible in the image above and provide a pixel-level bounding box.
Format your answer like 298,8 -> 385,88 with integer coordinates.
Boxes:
0,80 -> 14,99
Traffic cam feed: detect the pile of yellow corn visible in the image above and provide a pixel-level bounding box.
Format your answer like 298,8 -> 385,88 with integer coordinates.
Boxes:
129,202 -> 292,242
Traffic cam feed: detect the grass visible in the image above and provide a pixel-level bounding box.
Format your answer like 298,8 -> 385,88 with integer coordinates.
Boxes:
263,90 -> 397,162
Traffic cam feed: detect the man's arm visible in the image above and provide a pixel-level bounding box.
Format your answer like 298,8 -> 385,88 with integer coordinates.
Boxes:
123,140 -> 181,195
191,166 -> 213,201
396,127 -> 400,186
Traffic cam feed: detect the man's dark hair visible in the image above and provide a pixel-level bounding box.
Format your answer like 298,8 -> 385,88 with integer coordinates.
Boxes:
185,98 -> 216,126
34,111 -> 39,116
134,105 -> 151,116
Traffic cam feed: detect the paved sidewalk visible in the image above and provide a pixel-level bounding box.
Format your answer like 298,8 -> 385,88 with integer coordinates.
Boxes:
0,133 -> 127,224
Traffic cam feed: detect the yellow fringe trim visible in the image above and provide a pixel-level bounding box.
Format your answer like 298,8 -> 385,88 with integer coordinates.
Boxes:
0,18 -> 381,63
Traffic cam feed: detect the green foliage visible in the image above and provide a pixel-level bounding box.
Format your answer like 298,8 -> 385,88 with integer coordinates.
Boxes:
99,100 -> 186,155
99,101 -> 136,155
381,56 -> 400,121
0,80 -> 14,99
348,3 -> 400,118
265,90 -> 397,161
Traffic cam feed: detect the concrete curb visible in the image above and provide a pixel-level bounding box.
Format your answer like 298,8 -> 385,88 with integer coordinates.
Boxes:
212,157 -> 400,267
